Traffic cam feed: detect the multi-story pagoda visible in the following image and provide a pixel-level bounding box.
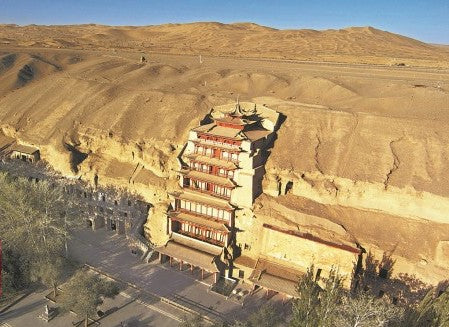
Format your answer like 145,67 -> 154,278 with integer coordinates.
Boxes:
155,102 -> 278,283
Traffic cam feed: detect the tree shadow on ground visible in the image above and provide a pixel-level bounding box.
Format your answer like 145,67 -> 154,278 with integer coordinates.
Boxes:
356,251 -> 432,305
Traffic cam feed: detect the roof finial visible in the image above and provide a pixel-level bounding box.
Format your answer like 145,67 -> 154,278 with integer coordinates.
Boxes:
232,94 -> 243,117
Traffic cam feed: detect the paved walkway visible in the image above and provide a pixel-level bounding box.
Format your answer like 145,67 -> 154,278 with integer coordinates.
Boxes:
0,286 -> 179,327
68,228 -> 289,323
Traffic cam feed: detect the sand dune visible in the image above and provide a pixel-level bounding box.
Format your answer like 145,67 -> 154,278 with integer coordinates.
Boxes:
1,23 -> 449,67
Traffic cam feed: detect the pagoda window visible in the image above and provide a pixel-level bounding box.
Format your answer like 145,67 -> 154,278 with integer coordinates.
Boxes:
207,206 -> 213,216
205,148 -> 212,156
180,200 -> 186,209
205,230 -> 211,238
218,168 -> 225,176
231,153 -> 238,161
225,188 -> 231,197
224,211 -> 231,222
222,151 -> 229,160
228,171 -> 234,178
201,205 -> 208,215
212,207 -> 218,218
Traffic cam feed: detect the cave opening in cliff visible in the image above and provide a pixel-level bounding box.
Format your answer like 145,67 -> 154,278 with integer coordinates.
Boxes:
285,181 -> 293,194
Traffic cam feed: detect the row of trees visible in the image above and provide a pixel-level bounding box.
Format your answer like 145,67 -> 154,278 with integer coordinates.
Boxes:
182,265 -> 449,327
0,172 -> 84,295
0,172 -> 119,327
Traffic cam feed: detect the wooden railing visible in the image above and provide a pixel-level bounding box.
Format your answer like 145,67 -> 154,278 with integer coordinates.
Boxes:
176,230 -> 225,247
183,185 -> 231,200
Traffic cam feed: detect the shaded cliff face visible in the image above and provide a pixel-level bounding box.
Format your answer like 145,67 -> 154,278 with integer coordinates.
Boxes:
0,40 -> 449,284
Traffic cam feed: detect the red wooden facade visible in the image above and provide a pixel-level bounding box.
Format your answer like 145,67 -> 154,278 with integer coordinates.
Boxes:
216,121 -> 245,130
197,133 -> 242,146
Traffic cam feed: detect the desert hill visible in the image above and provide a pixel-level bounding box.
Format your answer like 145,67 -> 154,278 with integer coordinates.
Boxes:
0,23 -> 449,284
1,23 -> 449,67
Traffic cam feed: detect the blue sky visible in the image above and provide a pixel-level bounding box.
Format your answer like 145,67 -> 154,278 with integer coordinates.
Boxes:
1,0 -> 448,44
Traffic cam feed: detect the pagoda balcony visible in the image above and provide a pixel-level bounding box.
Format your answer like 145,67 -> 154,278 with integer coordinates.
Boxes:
192,139 -> 243,154
196,138 -> 240,149
180,169 -> 236,189
169,210 -> 231,230
183,185 -> 231,200
186,166 -> 235,179
186,153 -> 238,171
175,208 -> 232,225
173,230 -> 225,247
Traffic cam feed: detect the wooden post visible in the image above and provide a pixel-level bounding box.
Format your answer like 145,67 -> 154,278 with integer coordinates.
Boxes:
169,256 -> 172,267
214,272 -> 218,284
191,264 -> 194,274
180,260 -> 183,271
158,252 -> 162,263
201,268 -> 204,280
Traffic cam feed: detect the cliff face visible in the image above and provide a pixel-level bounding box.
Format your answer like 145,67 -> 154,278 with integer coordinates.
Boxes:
262,100 -> 449,223
0,39 -> 449,285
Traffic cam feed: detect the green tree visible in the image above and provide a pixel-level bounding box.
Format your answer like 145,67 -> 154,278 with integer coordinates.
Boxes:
0,173 -> 84,260
402,287 -> 449,327
1,248 -> 31,294
316,267 -> 344,326
30,257 -> 66,298
180,314 -> 205,327
290,265 -> 343,327
335,291 -> 404,327
0,172 -> 84,294
247,303 -> 283,327
61,270 -> 119,327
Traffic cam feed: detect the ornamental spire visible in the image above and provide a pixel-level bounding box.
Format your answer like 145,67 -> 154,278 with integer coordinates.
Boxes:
231,95 -> 244,117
